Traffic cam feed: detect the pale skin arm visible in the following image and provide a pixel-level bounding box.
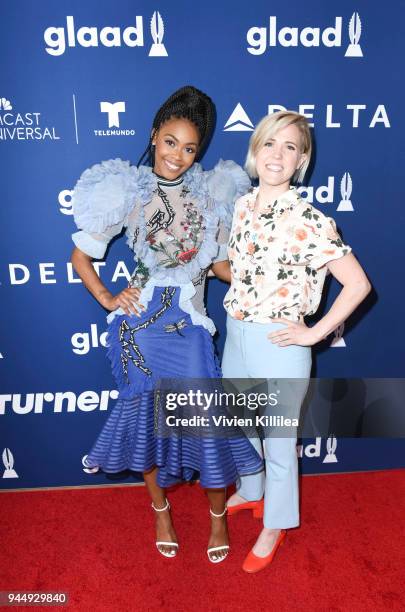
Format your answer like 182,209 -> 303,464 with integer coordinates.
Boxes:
268,253 -> 371,346
71,247 -> 144,316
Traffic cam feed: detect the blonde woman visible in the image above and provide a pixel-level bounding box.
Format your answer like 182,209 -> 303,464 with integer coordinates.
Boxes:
222,111 -> 371,572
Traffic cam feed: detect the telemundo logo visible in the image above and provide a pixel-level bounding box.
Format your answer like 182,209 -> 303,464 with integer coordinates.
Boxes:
100,102 -> 126,128
44,12 -> 168,57
95,101 -> 135,137
246,13 -> 363,57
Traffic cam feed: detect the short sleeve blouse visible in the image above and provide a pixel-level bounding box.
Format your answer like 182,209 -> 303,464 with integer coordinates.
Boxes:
224,186 -> 351,322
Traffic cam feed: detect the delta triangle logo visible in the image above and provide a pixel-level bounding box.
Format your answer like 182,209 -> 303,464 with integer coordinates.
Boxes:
224,103 -> 254,132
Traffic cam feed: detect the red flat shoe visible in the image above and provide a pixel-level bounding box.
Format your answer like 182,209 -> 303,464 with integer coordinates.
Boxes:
227,499 -> 264,519
242,530 -> 286,573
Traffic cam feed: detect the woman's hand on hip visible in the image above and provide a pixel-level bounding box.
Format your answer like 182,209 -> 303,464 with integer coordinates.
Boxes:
268,317 -> 321,347
102,288 -> 144,317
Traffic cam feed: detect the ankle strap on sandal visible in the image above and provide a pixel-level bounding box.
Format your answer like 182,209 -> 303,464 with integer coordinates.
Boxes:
151,498 -> 170,512
210,506 -> 227,518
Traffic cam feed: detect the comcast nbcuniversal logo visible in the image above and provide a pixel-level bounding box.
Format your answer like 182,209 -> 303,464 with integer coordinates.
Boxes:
0,98 -> 12,111
44,11 -> 168,57
246,12 -> 363,57
0,96 -> 60,141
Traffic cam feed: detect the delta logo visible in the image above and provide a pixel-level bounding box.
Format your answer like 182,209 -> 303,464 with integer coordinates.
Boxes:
223,102 -> 390,131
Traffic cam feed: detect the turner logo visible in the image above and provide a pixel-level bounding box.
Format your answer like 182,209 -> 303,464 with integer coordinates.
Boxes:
0,390 -> 119,415
296,436 -> 339,462
95,101 -> 135,137
71,324 -> 108,355
44,12 -> 168,57
246,13 -> 363,57
0,97 -> 61,141
298,171 -> 355,211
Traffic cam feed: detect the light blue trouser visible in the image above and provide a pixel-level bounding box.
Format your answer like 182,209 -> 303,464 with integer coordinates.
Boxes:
222,315 -> 311,529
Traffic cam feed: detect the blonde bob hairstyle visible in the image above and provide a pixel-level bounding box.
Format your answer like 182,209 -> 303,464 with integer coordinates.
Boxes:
245,111 -> 312,184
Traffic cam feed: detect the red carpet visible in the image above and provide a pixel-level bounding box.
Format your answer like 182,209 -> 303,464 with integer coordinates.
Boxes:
1,470 -> 404,611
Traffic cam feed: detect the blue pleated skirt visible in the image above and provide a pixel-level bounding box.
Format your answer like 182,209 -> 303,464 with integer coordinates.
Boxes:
84,286 -> 263,488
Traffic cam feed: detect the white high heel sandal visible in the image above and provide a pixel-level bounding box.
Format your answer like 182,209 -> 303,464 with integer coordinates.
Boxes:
151,498 -> 179,558
207,506 -> 230,564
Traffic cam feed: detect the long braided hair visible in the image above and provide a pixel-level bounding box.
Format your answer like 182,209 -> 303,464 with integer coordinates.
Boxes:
137,85 -> 216,167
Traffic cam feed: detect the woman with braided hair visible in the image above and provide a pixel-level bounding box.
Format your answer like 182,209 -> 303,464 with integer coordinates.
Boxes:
70,86 -> 262,563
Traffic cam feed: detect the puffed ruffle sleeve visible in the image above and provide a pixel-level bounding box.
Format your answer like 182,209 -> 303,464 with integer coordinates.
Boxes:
205,159 -> 251,262
71,158 -> 138,259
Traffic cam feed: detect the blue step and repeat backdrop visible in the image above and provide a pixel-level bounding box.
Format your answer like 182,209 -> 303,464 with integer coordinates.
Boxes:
1,0 -> 405,489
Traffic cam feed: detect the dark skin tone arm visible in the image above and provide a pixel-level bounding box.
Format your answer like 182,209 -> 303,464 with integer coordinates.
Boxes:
71,247 -> 143,316
211,260 -> 231,283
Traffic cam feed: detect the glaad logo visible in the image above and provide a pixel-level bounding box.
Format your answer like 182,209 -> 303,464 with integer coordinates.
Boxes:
331,323 -> 346,347
149,11 -> 167,56
95,101 -> 135,137
58,189 -> 73,215
0,97 -> 61,141
246,14 -> 364,58
296,437 -> 338,463
0,391 -> 119,415
323,435 -> 338,463
345,12 -> 362,57
44,13 -> 168,57
337,172 -> 353,211
298,171 -> 354,211
2,448 -> 19,478
71,324 -> 108,355
223,103 -> 254,132
82,455 -> 99,474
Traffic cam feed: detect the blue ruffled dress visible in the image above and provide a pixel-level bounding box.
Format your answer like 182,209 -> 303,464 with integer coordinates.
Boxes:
72,159 -> 262,487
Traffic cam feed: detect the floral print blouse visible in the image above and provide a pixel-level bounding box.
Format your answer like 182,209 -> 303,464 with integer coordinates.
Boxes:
224,186 -> 351,323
